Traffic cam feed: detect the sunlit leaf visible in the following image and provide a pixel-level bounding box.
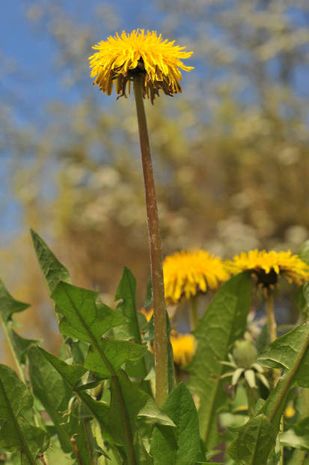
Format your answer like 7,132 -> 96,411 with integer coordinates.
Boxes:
189,273 -> 253,448
228,414 -> 276,465
0,365 -> 48,463
0,280 -> 29,322
151,384 -> 202,465
31,230 -> 70,293
52,281 -> 124,342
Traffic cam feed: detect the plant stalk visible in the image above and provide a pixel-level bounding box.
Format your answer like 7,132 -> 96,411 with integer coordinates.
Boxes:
133,75 -> 169,405
265,290 -> 277,344
190,296 -> 198,331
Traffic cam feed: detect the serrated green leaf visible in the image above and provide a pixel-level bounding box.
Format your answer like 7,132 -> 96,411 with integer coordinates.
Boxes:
0,281 -> 29,322
137,398 -> 175,427
189,273 -> 253,448
0,365 -> 48,463
115,268 -> 138,336
151,384 -> 202,465
34,348 -> 113,441
228,414 -> 276,465
51,282 -> 124,342
231,323 -> 309,464
258,322 -> 309,387
109,370 -> 149,445
27,347 -> 73,452
31,230 -> 70,293
115,268 -> 151,385
85,339 -> 147,377
10,330 -> 38,365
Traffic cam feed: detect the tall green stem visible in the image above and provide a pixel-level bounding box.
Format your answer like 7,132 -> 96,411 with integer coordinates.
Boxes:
189,296 -> 198,331
265,290 -> 277,344
133,75 -> 169,405
264,288 -> 284,461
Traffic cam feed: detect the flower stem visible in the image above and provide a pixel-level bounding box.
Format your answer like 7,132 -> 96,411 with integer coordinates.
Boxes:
133,75 -> 169,405
265,290 -> 277,344
245,385 -> 258,417
264,288 -> 284,462
190,296 -> 198,331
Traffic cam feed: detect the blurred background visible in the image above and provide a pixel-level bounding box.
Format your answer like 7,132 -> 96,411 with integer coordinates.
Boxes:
1,0 -> 308,362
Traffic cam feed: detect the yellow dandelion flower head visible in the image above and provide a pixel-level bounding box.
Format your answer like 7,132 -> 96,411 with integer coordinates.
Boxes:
284,404 -> 296,419
163,250 -> 230,304
170,331 -> 196,367
89,29 -> 193,102
227,249 -> 309,288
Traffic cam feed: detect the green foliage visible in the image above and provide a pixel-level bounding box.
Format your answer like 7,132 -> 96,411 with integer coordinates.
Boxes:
229,414 -> 276,465
258,322 -> 309,388
0,281 -> 29,322
27,346 -> 74,452
280,417 -> 309,451
229,320 -> 309,464
1,234 -> 309,464
31,230 -> 70,293
51,281 -> 124,343
0,365 -> 47,464
151,384 -> 202,465
189,272 -> 253,449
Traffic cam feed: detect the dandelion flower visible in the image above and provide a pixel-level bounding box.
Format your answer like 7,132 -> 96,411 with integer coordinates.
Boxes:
163,250 -> 229,304
89,29 -> 193,102
284,404 -> 296,418
227,250 -> 309,288
170,331 -> 196,367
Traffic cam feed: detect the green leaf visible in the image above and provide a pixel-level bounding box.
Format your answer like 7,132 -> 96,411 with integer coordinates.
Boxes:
0,280 -> 29,322
231,323 -> 309,464
228,414 -> 276,465
137,399 -> 175,427
27,347 -> 73,452
108,370 -> 149,444
34,348 -> 112,441
280,427 -> 309,451
115,268 -> 151,383
85,339 -> 147,377
115,268 -> 139,339
151,384 -> 202,465
258,322 -> 309,387
288,449 -> 309,465
10,330 -> 38,365
31,230 -> 70,293
0,365 -> 47,463
189,273 -> 253,448
299,241 -> 309,265
34,347 -> 86,388
51,282 -> 124,342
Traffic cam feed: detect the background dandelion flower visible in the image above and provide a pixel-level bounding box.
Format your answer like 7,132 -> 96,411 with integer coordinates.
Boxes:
163,250 -> 229,304
170,331 -> 196,367
89,29 -> 193,102
227,249 -> 309,288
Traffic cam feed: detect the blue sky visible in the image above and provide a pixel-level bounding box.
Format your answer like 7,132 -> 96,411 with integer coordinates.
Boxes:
0,0 -> 167,242
1,0 -> 308,244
